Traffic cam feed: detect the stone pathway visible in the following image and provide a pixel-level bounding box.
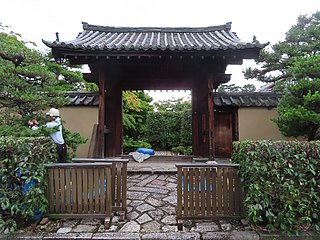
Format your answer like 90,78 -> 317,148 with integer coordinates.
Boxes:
3,173 -> 317,239
127,157 -> 231,173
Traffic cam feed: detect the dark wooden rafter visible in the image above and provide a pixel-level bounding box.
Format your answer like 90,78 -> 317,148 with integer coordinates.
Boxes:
52,49 -> 249,66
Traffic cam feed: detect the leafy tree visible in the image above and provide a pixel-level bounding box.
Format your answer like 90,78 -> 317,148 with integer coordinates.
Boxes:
241,84 -> 257,92
244,11 -> 320,89
249,11 -> 320,140
45,54 -> 98,92
146,111 -> 182,149
153,97 -> 191,111
217,83 -> 256,92
0,24 -> 87,157
217,83 -> 241,93
274,54 -> 320,140
122,91 -> 153,152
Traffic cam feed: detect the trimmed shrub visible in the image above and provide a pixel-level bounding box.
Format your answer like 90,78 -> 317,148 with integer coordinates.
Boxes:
232,140 -> 320,234
0,137 -> 56,233
171,145 -> 192,155
146,110 -> 191,150
123,136 -> 152,154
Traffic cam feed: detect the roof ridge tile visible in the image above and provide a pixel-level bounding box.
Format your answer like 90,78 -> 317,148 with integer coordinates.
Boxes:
81,21 -> 233,33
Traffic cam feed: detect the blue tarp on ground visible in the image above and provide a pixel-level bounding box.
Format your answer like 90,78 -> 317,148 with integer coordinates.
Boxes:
136,148 -> 155,155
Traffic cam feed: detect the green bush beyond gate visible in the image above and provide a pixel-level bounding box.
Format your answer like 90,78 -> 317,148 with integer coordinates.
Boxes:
232,140 -> 320,234
0,137 -> 56,233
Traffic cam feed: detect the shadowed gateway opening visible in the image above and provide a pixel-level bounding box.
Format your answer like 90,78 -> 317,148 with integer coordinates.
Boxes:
122,89 -> 192,158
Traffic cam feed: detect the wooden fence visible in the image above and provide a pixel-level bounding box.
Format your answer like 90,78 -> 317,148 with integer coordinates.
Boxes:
72,158 -> 128,220
44,162 -> 113,229
176,163 -> 244,230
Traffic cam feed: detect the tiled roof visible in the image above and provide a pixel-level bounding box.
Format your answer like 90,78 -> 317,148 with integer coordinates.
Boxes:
66,92 -> 99,106
43,22 -> 266,52
65,91 -> 282,107
214,92 -> 283,107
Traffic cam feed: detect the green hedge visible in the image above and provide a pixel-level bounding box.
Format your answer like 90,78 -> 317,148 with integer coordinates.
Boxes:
0,137 -> 56,233
123,136 -> 152,154
232,140 -> 320,233
146,110 -> 191,150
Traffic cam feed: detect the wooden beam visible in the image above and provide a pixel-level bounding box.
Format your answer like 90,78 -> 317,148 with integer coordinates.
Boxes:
104,88 -> 123,157
192,87 -> 200,156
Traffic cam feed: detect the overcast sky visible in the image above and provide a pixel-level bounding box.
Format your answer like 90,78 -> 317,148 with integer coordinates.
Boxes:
0,0 -> 318,101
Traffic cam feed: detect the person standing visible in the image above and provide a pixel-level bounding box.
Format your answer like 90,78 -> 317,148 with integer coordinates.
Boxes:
28,108 -> 67,163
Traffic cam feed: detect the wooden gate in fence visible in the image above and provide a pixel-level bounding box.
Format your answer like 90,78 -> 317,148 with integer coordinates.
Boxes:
44,163 -> 113,228
176,163 -> 243,230
72,158 -> 128,219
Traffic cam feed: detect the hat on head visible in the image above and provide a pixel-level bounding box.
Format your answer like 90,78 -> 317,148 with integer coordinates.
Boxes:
46,108 -> 60,117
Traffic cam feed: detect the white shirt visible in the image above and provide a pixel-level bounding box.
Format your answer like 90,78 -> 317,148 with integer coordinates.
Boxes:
46,117 -> 65,145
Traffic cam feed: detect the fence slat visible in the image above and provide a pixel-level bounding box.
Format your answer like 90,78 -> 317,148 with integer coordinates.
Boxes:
217,167 -> 222,215
229,168 -> 235,215
200,169 -> 206,216
54,168 -> 61,213
205,168 -> 211,215
111,164 -> 116,206
65,169 -> 71,213
77,168 -> 83,213
106,168 -> 112,216
100,168 -> 105,213
121,162 -> 127,213
94,168 -> 99,212
211,167 -> 216,216
71,168 -> 77,213
61,169 -> 66,213
189,168 -> 194,216
223,168 -> 228,214
183,168 -> 188,216
194,168 -> 200,215
116,164 -> 121,207
176,166 -> 182,219
234,168 -> 241,216
88,168 -> 94,213
48,169 -> 54,213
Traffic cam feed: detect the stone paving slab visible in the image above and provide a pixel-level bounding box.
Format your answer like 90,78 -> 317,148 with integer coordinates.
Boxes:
141,232 -> 201,240
129,186 -> 169,194
92,232 -> 140,240
258,231 -> 320,240
229,231 -> 260,240
43,233 -> 93,239
0,233 -> 45,239
202,232 -> 229,240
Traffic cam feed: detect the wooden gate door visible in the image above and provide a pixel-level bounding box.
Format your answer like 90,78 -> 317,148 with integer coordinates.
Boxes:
214,109 -> 235,158
176,164 -> 244,230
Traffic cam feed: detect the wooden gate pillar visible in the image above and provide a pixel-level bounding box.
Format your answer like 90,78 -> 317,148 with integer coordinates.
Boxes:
105,83 -> 122,157
97,68 -> 106,157
207,76 -> 215,160
192,77 -> 214,159
192,73 -> 228,159
97,66 -> 123,157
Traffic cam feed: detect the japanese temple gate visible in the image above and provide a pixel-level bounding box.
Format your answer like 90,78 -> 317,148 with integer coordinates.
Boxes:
44,22 -> 266,159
